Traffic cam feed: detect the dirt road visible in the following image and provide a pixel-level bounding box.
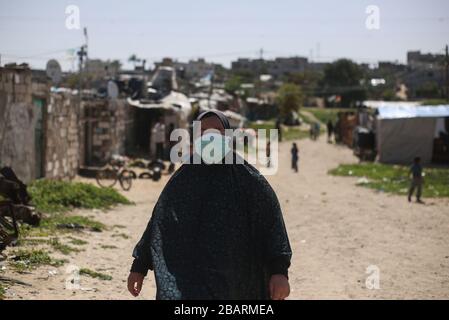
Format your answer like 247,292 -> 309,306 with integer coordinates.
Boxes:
3,137 -> 449,299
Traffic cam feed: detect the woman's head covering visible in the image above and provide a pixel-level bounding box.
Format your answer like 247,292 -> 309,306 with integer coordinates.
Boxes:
197,110 -> 231,130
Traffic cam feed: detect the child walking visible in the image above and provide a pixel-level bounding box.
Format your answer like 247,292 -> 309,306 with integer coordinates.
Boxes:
291,143 -> 299,173
408,157 -> 424,204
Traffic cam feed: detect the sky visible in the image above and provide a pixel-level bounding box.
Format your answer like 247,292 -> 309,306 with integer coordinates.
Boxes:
1,0 -> 448,71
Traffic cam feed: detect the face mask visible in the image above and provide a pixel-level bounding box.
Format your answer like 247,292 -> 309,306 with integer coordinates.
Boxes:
194,132 -> 231,164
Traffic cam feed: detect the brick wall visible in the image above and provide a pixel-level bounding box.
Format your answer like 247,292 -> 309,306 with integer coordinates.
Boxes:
85,98 -> 133,165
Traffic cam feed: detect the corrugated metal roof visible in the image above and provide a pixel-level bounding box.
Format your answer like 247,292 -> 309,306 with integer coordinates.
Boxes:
377,105 -> 449,119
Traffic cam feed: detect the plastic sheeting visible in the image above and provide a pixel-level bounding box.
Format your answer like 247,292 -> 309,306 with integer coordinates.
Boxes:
377,105 -> 449,120
377,118 -> 437,164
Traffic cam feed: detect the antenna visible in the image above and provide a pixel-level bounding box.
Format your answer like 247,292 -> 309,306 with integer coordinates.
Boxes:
84,27 -> 88,57
83,27 -> 89,86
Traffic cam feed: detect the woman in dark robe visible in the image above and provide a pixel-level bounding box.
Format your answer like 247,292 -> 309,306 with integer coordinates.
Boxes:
127,110 -> 292,300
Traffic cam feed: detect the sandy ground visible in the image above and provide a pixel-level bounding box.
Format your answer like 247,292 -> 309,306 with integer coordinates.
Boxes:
2,137 -> 449,300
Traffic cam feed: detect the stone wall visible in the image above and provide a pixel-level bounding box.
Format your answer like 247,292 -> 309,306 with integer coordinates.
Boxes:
85,98 -> 133,165
44,93 -> 80,179
1,65 -> 134,181
0,66 -> 36,183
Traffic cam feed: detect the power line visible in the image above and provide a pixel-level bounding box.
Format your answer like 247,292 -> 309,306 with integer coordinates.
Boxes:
1,15 -> 448,23
2,48 -> 77,60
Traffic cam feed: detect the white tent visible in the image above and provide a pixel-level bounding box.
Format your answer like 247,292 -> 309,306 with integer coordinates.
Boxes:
376,105 -> 449,164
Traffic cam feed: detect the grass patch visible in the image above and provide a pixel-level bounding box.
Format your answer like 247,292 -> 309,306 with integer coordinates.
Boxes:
67,237 -> 88,246
282,127 -> 309,141
49,238 -> 82,255
298,111 -> 314,125
29,179 -> 132,214
112,224 -> 126,229
19,215 -> 106,239
15,237 -> 82,255
48,215 -> 106,231
79,268 -> 112,281
9,249 -> 66,273
247,121 -> 307,141
247,120 -> 276,131
421,99 -> 448,106
329,163 -> 449,198
16,238 -> 48,246
101,245 -> 118,249
305,107 -> 352,124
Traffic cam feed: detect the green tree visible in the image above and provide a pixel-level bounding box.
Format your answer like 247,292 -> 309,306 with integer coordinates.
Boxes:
109,60 -> 122,72
286,71 -> 323,100
381,88 -> 399,101
415,81 -> 440,99
225,75 -> 243,94
322,59 -> 367,108
276,83 -> 303,118
61,73 -> 94,89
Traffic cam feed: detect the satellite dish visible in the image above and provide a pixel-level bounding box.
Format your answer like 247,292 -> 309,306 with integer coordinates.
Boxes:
46,59 -> 62,85
107,80 -> 119,99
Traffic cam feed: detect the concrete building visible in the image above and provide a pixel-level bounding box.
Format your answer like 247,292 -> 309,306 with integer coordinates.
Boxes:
231,58 -> 267,75
183,58 -> 214,80
85,59 -> 121,79
268,57 -> 308,77
377,61 -> 407,73
231,56 -> 309,78
307,62 -> 328,73
155,58 -> 216,81
407,51 -> 445,70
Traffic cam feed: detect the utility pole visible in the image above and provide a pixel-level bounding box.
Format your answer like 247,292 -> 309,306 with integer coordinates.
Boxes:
445,45 -> 449,102
77,27 -> 88,105
208,66 -> 215,109
142,59 -> 147,78
83,27 -> 89,89
77,44 -> 88,163
77,45 -> 87,97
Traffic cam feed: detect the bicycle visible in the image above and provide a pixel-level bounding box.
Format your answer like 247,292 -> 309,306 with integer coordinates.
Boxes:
95,155 -> 134,191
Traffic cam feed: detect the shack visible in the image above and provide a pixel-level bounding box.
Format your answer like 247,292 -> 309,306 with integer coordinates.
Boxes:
376,104 -> 449,165
127,66 -> 192,158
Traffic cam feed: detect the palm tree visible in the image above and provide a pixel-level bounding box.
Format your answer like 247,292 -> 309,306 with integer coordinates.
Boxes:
128,54 -> 141,68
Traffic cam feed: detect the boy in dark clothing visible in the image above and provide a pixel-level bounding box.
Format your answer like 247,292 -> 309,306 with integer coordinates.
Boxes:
408,157 -> 423,203
291,143 -> 299,173
266,141 -> 271,168
326,120 -> 334,143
